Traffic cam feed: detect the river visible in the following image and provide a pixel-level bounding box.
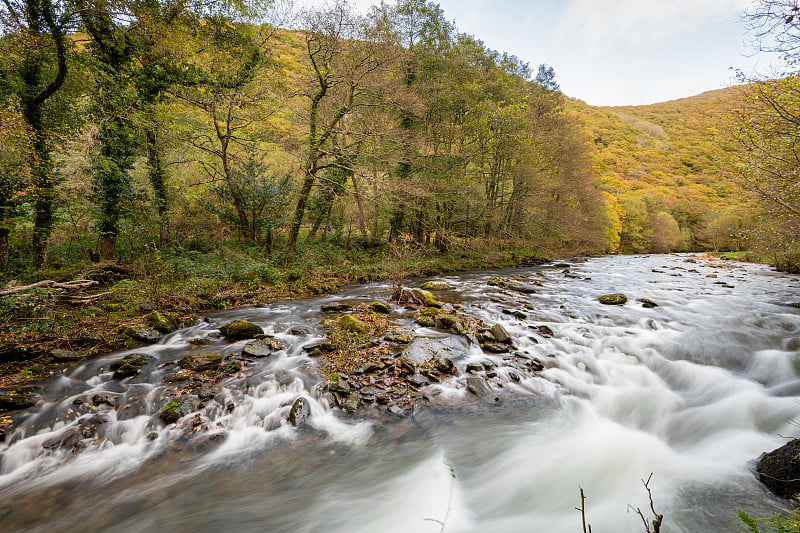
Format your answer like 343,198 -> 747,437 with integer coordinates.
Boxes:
1,253 -> 799,532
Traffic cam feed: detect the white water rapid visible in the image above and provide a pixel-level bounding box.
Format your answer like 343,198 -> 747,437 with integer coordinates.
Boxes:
1,254 -> 799,532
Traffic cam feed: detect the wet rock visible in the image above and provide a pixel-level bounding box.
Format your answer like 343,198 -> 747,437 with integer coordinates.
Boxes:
505,282 -> 536,294
401,337 -> 466,365
407,373 -> 430,388
221,361 -> 241,374
466,376 -> 499,402
342,394 -> 360,413
288,397 -> 311,427
148,311 -> 177,334
482,342 -> 509,354
328,375 -> 351,395
357,386 -> 383,403
49,349 -> 84,362
91,393 -> 118,408
599,293 -> 627,305
159,398 -> 196,424
536,325 -> 554,338
162,369 -> 193,383
242,341 -> 273,358
219,321 -> 264,339
120,326 -> 161,344
321,303 -> 351,313
110,353 -> 153,380
266,370 -> 290,386
384,334 -> 410,344
0,388 -> 39,411
289,325 -> 313,335
139,303 -> 154,313
303,340 -> 334,353
433,357 -> 456,375
466,363 -> 484,374
491,323 -> 511,343
189,337 -> 214,346
435,314 -> 458,330
408,288 -> 442,308
639,298 -> 659,308
387,405 -> 405,416
421,280 -> 454,291
368,301 -> 391,314
415,316 -> 436,328
757,439 -> 800,498
178,353 -> 222,372
339,315 -> 370,334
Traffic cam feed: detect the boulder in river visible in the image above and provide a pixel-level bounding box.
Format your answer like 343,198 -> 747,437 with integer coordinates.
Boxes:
159,398 -> 196,424
218,321 -> 264,339
401,336 -> 467,365
288,397 -> 311,427
407,288 -> 442,308
491,323 -> 511,344
420,281 -> 454,291
339,315 -> 370,334
368,301 -> 391,314
466,376 -> 499,402
110,353 -> 153,380
599,293 -> 628,305
241,341 -> 273,358
639,298 -> 659,308
120,326 -> 161,344
148,311 -> 177,333
178,353 -> 222,372
756,439 -> 800,498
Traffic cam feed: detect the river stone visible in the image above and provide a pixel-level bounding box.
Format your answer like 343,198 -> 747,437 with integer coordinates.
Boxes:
218,321 -> 264,339
757,439 -> 800,498
339,315 -> 370,334
148,311 -> 177,333
491,323 -> 511,343
421,280 -> 454,291
536,325 -> 554,338
435,314 -> 458,330
120,326 -> 161,344
466,376 -> 498,402
288,397 -> 311,427
242,341 -> 273,358
401,336 -> 467,365
368,301 -> 391,314
159,398 -> 195,424
321,303 -> 351,313
407,373 -> 430,388
274,370 -> 295,386
482,342 -> 509,354
415,316 -> 436,328
640,298 -> 659,308
408,288 -> 442,308
289,325 -> 313,335
599,293 -> 627,305
329,375 -> 351,395
178,353 -> 222,372
0,388 -> 39,411
49,349 -> 84,362
110,353 -> 154,380
506,282 -> 536,294
342,394 -> 360,413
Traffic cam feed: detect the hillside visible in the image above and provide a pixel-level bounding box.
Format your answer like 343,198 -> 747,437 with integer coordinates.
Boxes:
571,86 -> 753,253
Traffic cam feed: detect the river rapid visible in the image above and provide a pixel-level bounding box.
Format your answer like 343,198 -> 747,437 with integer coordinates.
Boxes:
1,254 -> 800,532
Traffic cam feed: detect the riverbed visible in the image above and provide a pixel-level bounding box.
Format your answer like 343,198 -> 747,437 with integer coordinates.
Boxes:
1,254 -> 799,532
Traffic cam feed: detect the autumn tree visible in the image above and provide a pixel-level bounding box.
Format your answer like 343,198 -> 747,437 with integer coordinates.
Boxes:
0,0 -> 71,265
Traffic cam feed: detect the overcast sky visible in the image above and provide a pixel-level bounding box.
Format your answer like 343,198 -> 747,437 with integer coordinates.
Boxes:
295,0 -> 779,106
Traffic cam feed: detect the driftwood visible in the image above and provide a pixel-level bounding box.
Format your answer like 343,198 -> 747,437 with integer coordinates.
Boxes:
0,279 -> 103,306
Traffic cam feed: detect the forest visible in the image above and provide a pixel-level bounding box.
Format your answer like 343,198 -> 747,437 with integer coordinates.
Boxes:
1,0 -> 799,355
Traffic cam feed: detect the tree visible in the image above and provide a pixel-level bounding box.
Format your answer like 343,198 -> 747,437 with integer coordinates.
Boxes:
0,0 -> 71,265
0,104 -> 32,270
286,1 -> 393,256
534,63 -> 559,92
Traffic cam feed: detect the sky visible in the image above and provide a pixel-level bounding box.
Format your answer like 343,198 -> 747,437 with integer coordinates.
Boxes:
295,0 -> 781,106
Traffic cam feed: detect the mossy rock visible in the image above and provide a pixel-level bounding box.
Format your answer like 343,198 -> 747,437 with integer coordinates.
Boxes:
339,315 -> 370,334
409,288 -> 442,308
160,399 -> 192,424
288,397 -> 311,427
179,353 -> 222,372
435,314 -> 458,330
110,353 -> 154,380
599,293 -> 627,305
421,281 -> 453,291
368,301 -> 391,314
148,311 -> 177,333
221,361 -> 242,374
757,438 -> 800,498
119,326 -> 161,344
218,321 -> 264,339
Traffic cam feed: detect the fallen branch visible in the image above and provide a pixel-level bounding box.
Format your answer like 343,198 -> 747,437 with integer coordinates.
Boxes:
0,279 -> 98,297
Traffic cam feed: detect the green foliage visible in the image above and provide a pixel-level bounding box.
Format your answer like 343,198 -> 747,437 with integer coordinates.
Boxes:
739,508 -> 800,533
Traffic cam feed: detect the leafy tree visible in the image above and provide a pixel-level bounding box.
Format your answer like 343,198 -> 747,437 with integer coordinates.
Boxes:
534,63 -> 559,92
0,0 -> 71,265
0,104 -> 32,270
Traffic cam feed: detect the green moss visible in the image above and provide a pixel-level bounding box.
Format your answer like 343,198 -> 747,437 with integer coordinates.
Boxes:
218,321 -> 264,339
221,361 -> 242,373
339,315 -> 369,334
599,293 -> 627,305
368,301 -> 390,314
159,400 -> 187,424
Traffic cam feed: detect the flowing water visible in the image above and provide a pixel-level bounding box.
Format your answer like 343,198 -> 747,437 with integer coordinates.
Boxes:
1,254 -> 800,532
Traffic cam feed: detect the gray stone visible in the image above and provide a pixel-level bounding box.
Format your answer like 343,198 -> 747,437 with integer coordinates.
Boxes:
466,376 -> 499,402
421,280 -> 454,291
757,439 -> 800,498
178,353 -> 222,372
401,336 -> 467,365
491,323 -> 511,343
241,341 -> 273,358
288,397 -> 311,427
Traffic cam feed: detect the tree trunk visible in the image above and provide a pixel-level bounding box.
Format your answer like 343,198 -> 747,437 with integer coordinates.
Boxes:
0,226 -> 9,272
145,126 -> 170,242
350,173 -> 368,238
286,173 -> 316,257
99,233 -> 115,260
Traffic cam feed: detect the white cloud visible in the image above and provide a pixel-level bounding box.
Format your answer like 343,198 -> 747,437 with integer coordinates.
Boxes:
556,0 -> 752,49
